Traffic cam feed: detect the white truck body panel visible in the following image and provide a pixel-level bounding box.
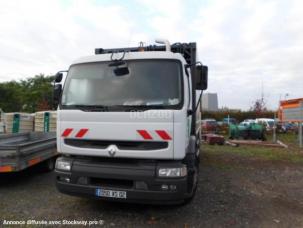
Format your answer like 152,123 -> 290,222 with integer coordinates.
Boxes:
57,110 -> 187,159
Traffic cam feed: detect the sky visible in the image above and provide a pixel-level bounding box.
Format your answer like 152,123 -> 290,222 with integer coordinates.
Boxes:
0,0 -> 302,110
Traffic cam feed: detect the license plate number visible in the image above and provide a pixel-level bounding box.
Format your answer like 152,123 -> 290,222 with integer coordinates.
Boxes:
95,189 -> 127,199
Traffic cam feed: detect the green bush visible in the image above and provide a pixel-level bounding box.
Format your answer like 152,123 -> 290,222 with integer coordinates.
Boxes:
0,74 -> 54,112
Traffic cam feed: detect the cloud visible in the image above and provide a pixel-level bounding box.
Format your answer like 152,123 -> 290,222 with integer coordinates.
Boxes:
0,0 -> 302,110
0,0 -> 141,79
192,0 -> 303,109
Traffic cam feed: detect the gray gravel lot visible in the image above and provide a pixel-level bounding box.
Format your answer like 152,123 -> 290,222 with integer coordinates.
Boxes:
1,150 -> 303,228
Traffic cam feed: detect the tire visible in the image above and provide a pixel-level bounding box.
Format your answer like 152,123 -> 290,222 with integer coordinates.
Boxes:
39,158 -> 56,172
182,154 -> 199,205
182,170 -> 198,205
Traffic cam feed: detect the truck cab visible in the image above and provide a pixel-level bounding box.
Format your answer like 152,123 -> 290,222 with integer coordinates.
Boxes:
54,40 -> 208,204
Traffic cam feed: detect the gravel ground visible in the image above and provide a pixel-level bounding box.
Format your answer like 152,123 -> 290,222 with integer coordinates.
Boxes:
1,150 -> 303,228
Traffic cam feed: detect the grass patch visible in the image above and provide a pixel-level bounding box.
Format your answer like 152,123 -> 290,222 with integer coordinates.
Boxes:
202,133 -> 303,164
276,132 -> 302,146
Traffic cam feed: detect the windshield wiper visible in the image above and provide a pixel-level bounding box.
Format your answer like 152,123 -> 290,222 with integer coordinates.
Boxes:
116,105 -> 169,111
66,105 -> 110,112
62,104 -> 172,112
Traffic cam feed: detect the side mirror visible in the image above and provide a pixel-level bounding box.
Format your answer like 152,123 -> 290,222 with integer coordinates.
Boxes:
196,65 -> 208,90
53,84 -> 62,107
55,72 -> 63,83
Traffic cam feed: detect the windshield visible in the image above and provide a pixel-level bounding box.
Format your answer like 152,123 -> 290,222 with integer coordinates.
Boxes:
268,121 -> 274,127
61,59 -> 182,110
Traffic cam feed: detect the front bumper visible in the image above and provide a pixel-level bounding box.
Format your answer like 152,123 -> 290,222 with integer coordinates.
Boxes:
55,157 -> 190,204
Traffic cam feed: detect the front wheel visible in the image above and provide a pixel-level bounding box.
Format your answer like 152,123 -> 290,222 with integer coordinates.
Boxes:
182,170 -> 198,205
182,154 -> 199,205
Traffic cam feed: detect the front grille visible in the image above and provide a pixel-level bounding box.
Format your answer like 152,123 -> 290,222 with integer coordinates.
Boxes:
90,177 -> 134,189
64,139 -> 168,150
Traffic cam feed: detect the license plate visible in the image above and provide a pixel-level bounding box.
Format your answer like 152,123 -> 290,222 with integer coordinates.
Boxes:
95,188 -> 127,199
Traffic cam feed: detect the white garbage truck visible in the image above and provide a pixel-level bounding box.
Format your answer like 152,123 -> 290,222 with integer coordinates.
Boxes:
53,39 -> 208,204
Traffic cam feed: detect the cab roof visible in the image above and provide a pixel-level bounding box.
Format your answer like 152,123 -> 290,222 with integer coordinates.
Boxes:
72,51 -> 186,65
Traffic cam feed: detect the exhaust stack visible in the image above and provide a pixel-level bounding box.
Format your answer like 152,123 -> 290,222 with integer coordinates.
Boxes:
155,39 -> 171,52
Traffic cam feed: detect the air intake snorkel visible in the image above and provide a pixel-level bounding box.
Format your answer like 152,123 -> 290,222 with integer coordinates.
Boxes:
155,39 -> 171,52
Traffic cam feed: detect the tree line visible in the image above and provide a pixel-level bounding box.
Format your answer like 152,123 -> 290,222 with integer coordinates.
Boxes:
0,74 -> 54,113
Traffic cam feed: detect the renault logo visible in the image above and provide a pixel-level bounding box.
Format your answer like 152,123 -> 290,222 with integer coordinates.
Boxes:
107,145 -> 117,157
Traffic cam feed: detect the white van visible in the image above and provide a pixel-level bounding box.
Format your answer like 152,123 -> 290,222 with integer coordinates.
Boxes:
255,118 -> 275,131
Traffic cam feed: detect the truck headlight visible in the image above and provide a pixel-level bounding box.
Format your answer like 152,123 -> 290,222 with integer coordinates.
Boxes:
55,158 -> 72,171
158,166 -> 187,177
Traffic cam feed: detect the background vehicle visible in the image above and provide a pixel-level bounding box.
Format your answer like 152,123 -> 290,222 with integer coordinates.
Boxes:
229,122 -> 265,140
201,119 -> 218,133
239,119 -> 256,127
255,118 -> 275,131
0,109 -> 4,133
242,119 -> 255,124
0,122 -> 4,134
276,121 -> 287,133
223,117 -> 237,125
281,122 -> 298,133
0,132 -> 57,173
53,39 -> 208,204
